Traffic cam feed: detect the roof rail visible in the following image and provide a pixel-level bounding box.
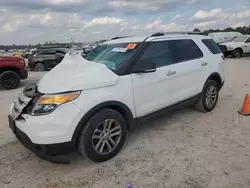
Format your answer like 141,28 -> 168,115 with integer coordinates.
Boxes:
151,31 -> 207,37
111,36 -> 131,40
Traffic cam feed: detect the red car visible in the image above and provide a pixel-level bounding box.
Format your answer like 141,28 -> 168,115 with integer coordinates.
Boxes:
0,56 -> 28,90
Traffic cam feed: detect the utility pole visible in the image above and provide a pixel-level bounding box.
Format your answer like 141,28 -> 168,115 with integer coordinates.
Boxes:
70,37 -> 74,48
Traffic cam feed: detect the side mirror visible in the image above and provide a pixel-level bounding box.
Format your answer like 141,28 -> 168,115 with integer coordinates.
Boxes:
132,61 -> 156,73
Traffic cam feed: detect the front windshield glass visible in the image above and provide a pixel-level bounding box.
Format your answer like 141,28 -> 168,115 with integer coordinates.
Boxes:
85,42 -> 140,71
232,36 -> 248,42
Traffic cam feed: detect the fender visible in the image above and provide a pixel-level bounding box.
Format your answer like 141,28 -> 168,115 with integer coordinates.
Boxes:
71,101 -> 135,143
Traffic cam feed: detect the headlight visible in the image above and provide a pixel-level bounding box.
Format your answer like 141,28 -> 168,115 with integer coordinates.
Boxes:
227,46 -> 234,50
32,91 -> 80,115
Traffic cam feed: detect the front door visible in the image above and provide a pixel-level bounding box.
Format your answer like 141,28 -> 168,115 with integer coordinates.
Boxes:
131,40 -> 177,117
243,37 -> 250,53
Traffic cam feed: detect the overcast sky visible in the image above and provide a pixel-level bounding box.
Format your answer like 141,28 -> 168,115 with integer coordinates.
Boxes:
0,0 -> 250,45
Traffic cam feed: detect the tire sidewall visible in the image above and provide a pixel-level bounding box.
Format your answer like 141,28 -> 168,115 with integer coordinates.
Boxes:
201,80 -> 219,112
233,50 -> 242,58
78,109 -> 127,162
34,63 -> 45,71
0,71 -> 20,90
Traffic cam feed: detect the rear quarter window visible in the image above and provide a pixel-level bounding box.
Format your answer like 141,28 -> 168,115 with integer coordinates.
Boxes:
202,39 -> 222,54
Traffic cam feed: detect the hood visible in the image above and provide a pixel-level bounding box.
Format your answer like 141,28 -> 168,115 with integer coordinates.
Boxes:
37,54 -> 119,94
219,42 -> 240,46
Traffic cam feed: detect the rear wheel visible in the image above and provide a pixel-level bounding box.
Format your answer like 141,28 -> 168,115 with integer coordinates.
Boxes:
195,80 -> 219,112
34,63 -> 45,71
0,71 -> 20,90
232,49 -> 242,58
78,108 -> 127,162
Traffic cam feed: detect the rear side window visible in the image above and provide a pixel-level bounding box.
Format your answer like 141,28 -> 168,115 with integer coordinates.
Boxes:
202,39 -> 221,54
38,50 -> 56,55
169,39 -> 203,63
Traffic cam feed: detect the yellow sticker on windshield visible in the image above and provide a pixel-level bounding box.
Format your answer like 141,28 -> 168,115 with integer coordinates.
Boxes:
126,43 -> 137,49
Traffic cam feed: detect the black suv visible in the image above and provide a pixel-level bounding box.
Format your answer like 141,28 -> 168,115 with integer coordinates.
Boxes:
28,48 -> 69,71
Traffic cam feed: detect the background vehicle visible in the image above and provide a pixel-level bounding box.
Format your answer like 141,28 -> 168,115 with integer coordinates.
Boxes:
28,48 -> 69,71
219,35 -> 250,58
208,32 -> 243,44
9,32 -> 225,163
0,56 -> 28,90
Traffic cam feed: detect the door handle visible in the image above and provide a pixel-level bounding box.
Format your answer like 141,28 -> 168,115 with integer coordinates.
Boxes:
166,70 -> 176,76
201,62 -> 208,66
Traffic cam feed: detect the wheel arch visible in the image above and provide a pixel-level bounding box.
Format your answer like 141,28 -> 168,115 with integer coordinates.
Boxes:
0,67 -> 21,77
234,48 -> 243,53
204,72 -> 223,90
72,101 -> 135,144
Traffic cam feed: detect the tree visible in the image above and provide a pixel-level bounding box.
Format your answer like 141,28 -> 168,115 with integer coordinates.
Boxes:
193,28 -> 201,32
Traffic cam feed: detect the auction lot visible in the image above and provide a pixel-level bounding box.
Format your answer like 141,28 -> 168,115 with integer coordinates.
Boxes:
1,58 -> 250,188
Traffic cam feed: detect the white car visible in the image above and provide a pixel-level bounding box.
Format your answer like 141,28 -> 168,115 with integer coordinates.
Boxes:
208,32 -> 243,44
8,33 -> 225,164
219,35 -> 250,58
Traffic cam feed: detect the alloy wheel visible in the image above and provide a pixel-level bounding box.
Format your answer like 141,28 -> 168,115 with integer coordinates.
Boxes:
92,119 -> 122,155
205,85 -> 217,108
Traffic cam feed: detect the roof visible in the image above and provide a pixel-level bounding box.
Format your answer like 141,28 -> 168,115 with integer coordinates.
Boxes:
103,33 -> 211,45
39,48 -> 70,52
103,36 -> 148,44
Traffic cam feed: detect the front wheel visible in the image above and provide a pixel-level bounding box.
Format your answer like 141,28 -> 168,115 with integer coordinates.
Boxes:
232,49 -> 242,58
78,108 -> 127,162
195,80 -> 219,112
0,71 -> 20,90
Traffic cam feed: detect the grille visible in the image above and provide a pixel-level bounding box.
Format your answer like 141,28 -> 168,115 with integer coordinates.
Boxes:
14,106 -> 20,113
18,97 -> 25,105
219,45 -> 227,51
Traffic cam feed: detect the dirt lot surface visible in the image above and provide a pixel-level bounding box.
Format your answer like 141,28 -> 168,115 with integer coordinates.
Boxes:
1,58 -> 250,188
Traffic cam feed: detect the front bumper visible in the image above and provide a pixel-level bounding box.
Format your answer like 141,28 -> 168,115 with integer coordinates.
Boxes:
8,115 -> 75,164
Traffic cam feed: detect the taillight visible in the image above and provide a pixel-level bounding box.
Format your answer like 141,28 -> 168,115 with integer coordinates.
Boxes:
221,55 -> 225,60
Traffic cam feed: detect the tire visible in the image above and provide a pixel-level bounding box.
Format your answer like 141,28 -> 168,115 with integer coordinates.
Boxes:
78,108 -> 127,162
232,49 -> 242,58
34,62 -> 46,72
195,80 -> 219,112
0,71 -> 21,90
223,52 -> 229,58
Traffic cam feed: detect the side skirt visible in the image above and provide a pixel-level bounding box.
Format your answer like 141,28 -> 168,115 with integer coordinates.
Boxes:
136,93 -> 201,125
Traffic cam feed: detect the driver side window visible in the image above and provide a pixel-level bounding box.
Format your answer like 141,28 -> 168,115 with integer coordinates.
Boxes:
137,41 -> 172,68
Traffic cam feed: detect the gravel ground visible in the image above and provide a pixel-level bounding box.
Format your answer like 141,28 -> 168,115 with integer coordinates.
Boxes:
1,58 -> 250,188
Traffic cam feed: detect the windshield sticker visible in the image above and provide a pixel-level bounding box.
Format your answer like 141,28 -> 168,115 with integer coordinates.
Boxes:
126,43 -> 137,49
112,48 -> 127,52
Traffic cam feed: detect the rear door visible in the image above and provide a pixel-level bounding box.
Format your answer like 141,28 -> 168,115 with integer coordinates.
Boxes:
164,39 -> 207,103
36,50 -> 57,69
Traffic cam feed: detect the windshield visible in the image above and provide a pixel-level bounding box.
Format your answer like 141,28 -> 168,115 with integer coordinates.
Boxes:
232,36 -> 248,42
85,42 -> 140,71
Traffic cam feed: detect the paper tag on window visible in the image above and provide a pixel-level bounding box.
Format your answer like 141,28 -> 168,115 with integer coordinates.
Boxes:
112,48 -> 127,52
126,43 -> 137,49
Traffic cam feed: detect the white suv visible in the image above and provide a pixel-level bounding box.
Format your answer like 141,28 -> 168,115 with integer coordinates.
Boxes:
8,32 -> 225,164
